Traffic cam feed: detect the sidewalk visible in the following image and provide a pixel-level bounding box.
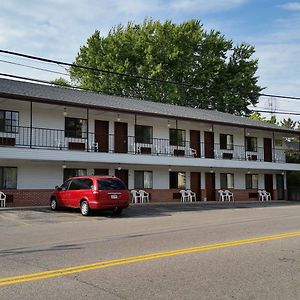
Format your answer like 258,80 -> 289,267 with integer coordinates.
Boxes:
1,200 -> 299,211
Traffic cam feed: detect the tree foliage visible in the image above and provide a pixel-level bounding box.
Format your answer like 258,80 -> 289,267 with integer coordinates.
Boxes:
70,19 -> 263,116
249,112 -> 277,124
280,118 -> 298,129
51,77 -> 72,87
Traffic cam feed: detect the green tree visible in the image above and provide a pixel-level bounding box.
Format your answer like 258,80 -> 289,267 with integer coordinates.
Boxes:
280,118 -> 297,129
249,112 -> 277,124
51,77 -> 72,87
70,19 -> 262,116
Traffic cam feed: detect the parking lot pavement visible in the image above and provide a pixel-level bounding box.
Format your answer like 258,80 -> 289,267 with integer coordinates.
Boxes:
0,202 -> 300,300
0,200 -> 299,228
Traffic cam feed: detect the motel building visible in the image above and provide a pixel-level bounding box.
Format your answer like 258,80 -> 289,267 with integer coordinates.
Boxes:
0,77 -> 299,207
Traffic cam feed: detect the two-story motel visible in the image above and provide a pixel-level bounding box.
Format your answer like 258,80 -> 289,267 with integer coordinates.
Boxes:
0,78 -> 299,206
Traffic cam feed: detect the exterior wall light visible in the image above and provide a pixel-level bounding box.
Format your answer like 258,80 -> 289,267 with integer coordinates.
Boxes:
63,108 -> 67,116
117,164 -> 121,171
117,114 -> 121,122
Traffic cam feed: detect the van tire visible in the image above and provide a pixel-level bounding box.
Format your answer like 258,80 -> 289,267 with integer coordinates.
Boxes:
50,198 -> 58,211
80,200 -> 90,216
112,207 -> 123,216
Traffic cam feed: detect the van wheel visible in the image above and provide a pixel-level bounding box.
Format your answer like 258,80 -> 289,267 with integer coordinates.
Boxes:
80,201 -> 90,216
50,198 -> 58,211
112,207 -> 123,216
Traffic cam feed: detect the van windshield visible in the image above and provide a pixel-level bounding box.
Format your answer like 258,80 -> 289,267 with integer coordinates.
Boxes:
97,178 -> 127,190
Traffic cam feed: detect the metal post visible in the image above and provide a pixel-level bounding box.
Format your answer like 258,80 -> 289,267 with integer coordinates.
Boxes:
244,127 -> 246,161
272,131 -> 275,162
30,101 -> 32,148
86,108 -> 89,152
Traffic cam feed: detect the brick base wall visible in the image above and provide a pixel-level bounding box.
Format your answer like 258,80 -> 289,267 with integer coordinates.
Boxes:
1,188 -> 287,207
1,189 -> 52,207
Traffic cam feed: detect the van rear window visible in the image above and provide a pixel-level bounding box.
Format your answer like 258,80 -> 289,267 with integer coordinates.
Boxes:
98,179 -> 127,190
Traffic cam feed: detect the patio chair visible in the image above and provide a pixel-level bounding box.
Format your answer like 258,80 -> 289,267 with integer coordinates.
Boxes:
0,191 -> 6,208
139,190 -> 149,203
262,190 -> 271,201
218,190 -> 227,202
131,190 -> 141,204
258,190 -> 266,201
224,190 -> 234,202
186,189 -> 196,202
180,190 -> 189,202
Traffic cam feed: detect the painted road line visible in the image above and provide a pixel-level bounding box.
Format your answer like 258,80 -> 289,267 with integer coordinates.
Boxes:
1,230 -> 300,287
0,213 -> 31,226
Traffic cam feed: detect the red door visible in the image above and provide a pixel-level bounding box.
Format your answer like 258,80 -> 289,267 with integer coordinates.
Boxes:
264,174 -> 273,199
115,169 -> 129,188
94,169 -> 109,175
56,180 -> 71,207
95,120 -> 109,152
190,130 -> 200,158
264,138 -> 272,162
204,132 -> 214,158
114,122 -> 128,153
191,172 -> 201,200
205,172 -> 215,201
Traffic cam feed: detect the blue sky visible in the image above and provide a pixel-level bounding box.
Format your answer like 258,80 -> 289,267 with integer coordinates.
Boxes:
0,0 -> 299,120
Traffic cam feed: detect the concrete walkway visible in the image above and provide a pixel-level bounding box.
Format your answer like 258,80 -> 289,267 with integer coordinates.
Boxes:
1,200 -> 299,212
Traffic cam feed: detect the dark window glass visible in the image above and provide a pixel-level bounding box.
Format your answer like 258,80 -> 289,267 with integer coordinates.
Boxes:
69,178 -> 93,190
135,125 -> 153,144
246,174 -> 258,189
169,129 -> 186,146
98,178 -> 127,190
246,137 -> 257,152
0,167 -> 17,189
134,171 -> 153,189
60,180 -> 71,191
65,117 -> 87,138
0,110 -> 19,133
220,134 -> 233,150
63,169 -> 87,182
220,173 -> 234,189
169,171 -> 186,189
220,173 -> 227,189
169,172 -> 177,189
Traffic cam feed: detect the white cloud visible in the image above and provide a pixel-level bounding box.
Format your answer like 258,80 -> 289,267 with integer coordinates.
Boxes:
170,0 -> 248,12
279,2 -> 300,11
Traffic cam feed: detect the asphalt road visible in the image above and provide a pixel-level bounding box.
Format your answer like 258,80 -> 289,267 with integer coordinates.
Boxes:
0,202 -> 300,299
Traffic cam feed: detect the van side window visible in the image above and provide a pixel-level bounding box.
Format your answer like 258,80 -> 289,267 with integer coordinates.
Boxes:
69,179 -> 93,190
98,179 -> 126,190
60,180 -> 71,191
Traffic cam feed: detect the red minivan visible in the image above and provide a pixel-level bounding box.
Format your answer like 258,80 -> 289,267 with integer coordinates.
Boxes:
50,176 -> 130,216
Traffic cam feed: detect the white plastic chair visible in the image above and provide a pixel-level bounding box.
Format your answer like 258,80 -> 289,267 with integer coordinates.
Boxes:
139,190 -> 149,203
218,190 -> 227,202
0,191 -> 6,208
258,190 -> 266,201
131,190 -> 141,204
180,190 -> 189,202
186,189 -> 196,202
262,190 -> 271,201
225,190 -> 234,202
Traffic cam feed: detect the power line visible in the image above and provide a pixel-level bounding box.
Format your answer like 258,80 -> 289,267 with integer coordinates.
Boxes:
1,49 -> 300,102
0,59 -> 69,76
1,72 -> 300,118
260,93 -> 300,101
251,109 -> 300,116
0,49 -> 193,88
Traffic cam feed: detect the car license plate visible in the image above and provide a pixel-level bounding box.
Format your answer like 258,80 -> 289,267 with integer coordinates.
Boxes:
111,194 -> 118,199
